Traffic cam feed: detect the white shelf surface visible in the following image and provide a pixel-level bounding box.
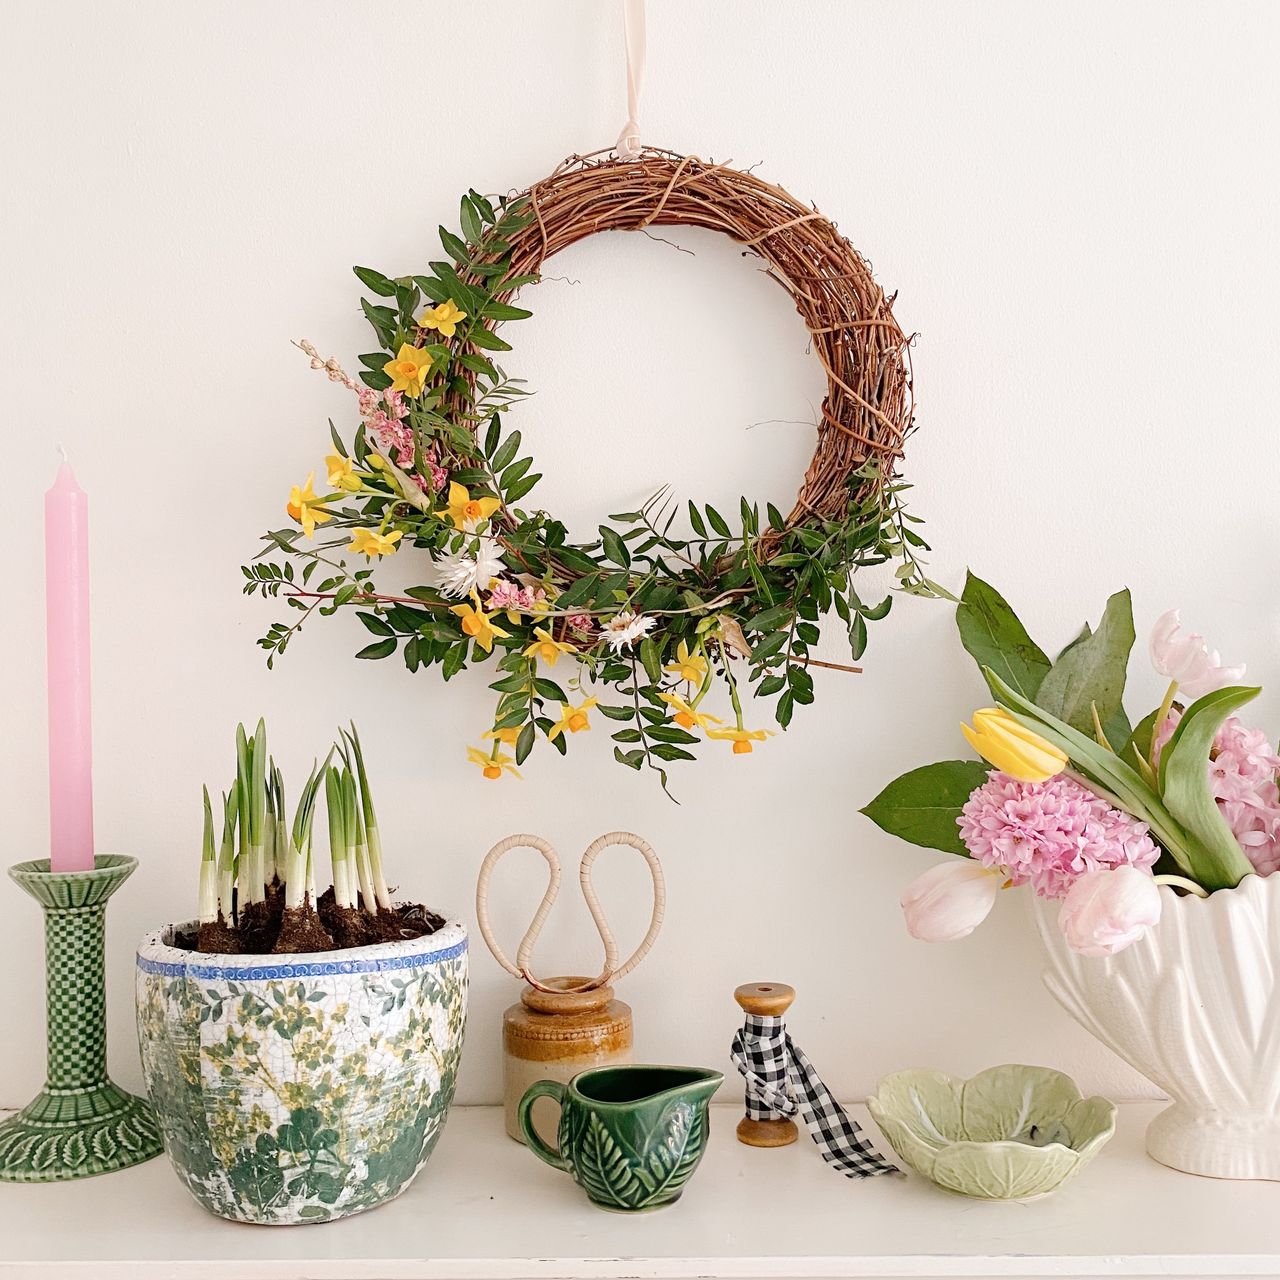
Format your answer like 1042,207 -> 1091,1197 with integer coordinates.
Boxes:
2,1103 -> 1278,1279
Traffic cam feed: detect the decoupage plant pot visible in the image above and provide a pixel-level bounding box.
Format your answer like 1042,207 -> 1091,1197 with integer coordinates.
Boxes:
1033,873 -> 1280,1181
135,918 -> 467,1224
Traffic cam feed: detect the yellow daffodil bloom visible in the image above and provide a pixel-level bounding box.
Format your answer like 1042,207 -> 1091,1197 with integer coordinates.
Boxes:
382,343 -> 433,397
467,745 -> 520,780
325,454 -> 363,493
664,640 -> 708,685
285,472 -> 333,539
707,726 -> 772,755
659,691 -> 723,731
483,726 -> 521,746
438,481 -> 501,531
961,707 -> 1068,782
451,595 -> 510,654
419,298 -> 468,338
548,698 -> 599,742
349,528 -> 403,558
523,627 -> 574,667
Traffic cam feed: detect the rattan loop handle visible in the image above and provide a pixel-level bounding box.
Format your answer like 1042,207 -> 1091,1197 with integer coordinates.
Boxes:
475,834 -> 563,985
580,830 -> 665,985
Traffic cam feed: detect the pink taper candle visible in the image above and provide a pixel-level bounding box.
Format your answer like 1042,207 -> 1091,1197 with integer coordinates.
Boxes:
44,458 -> 95,872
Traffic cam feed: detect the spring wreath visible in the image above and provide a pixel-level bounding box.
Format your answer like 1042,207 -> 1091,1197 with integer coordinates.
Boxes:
246,149 -> 937,784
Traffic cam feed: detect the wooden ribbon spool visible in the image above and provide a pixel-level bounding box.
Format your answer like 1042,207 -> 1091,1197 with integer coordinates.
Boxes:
735,981 -> 800,1148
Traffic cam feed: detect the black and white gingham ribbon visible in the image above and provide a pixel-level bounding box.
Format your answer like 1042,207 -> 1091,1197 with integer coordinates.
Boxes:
730,1013 -> 899,1179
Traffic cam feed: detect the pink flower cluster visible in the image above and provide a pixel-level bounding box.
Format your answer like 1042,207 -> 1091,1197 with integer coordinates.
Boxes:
1154,711 -> 1280,875
958,772 -> 1158,899
565,612 -> 595,634
356,387 -> 447,492
486,579 -> 546,614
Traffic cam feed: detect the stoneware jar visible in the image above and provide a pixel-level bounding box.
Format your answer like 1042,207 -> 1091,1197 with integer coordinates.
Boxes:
135,918 -> 467,1224
1034,873 -> 1280,1180
503,976 -> 632,1145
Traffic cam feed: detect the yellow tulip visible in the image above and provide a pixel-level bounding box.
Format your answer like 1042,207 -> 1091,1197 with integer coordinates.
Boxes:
349,528 -> 402,558
523,627 -> 574,668
419,299 -> 468,339
325,454 -> 363,493
382,343 -> 433,397
438,480 -> 501,531
707,726 -> 771,755
548,698 -> 599,741
658,692 -> 722,731
467,745 -> 519,780
451,595 -> 509,654
961,707 -> 1067,782
285,472 -> 333,539
664,640 -> 708,685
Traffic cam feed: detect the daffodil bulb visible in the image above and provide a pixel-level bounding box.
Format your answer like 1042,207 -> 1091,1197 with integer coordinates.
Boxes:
1148,609 -> 1245,701
1057,866 -> 1162,956
901,861 -> 1003,942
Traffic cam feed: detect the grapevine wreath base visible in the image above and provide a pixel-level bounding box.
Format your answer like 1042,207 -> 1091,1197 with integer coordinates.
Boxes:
247,148 -> 935,787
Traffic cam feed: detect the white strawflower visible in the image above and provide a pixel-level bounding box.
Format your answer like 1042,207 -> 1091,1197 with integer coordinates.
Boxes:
601,610 -> 656,653
430,536 -> 505,599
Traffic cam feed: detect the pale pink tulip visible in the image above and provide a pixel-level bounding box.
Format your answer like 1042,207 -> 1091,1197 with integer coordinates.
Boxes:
901,861 -> 1002,942
1058,866 -> 1162,956
1149,609 -> 1245,701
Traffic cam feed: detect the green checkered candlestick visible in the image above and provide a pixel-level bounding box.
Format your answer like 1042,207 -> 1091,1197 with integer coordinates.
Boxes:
0,854 -> 161,1181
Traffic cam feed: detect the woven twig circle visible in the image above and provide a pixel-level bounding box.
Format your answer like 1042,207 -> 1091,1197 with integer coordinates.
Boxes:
448,147 -> 914,555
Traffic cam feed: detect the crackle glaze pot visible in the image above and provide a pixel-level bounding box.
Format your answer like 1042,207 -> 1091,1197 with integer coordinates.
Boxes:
136,919 -> 467,1224
1034,873 -> 1280,1181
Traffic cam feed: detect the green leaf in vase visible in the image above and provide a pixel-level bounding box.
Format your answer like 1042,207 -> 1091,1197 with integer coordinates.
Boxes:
955,572 -> 1051,700
861,760 -> 991,856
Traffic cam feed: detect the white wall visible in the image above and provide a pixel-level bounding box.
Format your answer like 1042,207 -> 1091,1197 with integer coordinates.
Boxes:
2,0 -> 1278,1109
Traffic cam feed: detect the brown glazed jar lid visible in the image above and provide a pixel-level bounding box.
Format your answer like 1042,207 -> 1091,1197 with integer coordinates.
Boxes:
520,976 -> 616,1016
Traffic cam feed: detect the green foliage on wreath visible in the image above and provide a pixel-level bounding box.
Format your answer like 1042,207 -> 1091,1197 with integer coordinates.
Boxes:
245,188 -> 941,788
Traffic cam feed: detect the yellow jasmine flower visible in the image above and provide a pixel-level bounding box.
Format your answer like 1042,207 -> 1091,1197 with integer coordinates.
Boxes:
349,528 -> 403,558
961,708 -> 1067,783
382,343 -> 433,397
664,640 -> 708,685
467,745 -> 520,780
707,726 -> 772,755
439,480 -> 501,531
483,726 -> 521,746
659,691 -> 723,731
286,472 -> 333,539
419,299 -> 468,339
326,454 -> 363,493
451,595 -> 510,654
523,627 -> 574,668
548,698 -> 599,742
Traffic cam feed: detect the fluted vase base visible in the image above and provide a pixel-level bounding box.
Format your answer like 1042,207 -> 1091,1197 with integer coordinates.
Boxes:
1147,1105 -> 1280,1182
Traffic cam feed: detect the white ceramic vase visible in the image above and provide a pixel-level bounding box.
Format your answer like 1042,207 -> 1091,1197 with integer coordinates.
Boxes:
1033,873 -> 1280,1181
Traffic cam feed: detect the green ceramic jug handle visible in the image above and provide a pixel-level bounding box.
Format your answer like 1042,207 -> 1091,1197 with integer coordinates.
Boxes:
518,1080 -> 569,1171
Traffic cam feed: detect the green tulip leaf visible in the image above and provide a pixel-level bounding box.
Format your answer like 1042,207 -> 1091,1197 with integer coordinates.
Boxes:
1158,684 -> 1260,890
985,668 -> 1197,876
1035,588 -> 1135,749
861,760 -> 991,855
956,572 -> 1051,700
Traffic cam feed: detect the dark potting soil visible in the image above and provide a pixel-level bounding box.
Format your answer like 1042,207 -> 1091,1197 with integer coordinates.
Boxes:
172,896 -> 444,956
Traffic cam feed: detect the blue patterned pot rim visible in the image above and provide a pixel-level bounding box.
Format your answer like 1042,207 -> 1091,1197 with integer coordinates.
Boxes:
136,918 -> 467,980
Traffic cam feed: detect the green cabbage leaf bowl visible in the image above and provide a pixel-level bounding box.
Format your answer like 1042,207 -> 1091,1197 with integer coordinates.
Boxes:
867,1064 -> 1116,1200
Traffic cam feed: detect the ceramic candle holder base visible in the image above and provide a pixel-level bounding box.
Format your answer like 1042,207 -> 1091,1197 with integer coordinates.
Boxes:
0,855 -> 162,1182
